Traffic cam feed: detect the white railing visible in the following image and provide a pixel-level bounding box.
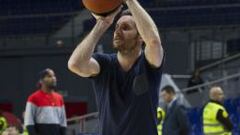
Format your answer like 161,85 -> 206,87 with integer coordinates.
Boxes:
182,72 -> 240,93
174,72 -> 240,106
67,112 -> 99,135
149,3 -> 240,11
170,74 -> 191,79
199,53 -> 240,71
67,112 -> 98,122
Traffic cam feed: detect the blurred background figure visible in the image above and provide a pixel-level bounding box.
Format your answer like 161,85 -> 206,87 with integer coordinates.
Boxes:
203,86 -> 233,135
187,68 -> 204,94
161,85 -> 190,135
0,109 -> 23,134
2,126 -> 20,135
24,68 -> 67,135
0,110 -> 8,134
21,111 -> 28,135
157,107 -> 165,135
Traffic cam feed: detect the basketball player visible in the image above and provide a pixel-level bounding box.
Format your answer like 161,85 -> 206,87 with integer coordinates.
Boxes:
68,0 -> 164,134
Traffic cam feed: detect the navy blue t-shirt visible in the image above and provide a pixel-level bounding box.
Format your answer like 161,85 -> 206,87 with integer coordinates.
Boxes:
91,53 -> 164,135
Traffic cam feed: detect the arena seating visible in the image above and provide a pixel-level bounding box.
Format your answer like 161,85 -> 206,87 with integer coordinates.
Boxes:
1,0 -> 240,36
0,16 -> 72,36
141,0 -> 240,7
0,0 -> 82,36
149,6 -> 240,28
187,107 -> 203,135
82,6 -> 240,32
0,0 -> 81,15
227,39 -> 240,54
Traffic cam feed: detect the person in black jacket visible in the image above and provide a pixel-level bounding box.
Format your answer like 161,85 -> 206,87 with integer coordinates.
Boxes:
187,68 -> 204,94
161,85 -> 190,135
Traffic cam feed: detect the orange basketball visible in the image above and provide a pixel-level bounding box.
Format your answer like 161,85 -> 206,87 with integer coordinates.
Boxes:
82,0 -> 123,16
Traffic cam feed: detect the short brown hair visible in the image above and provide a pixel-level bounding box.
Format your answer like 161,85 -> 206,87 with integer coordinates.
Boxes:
161,85 -> 176,94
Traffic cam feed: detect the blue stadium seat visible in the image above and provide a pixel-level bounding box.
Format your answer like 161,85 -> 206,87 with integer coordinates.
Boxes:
224,98 -> 237,114
149,6 -> 240,28
147,0 -> 240,7
0,0 -> 82,15
187,107 -> 203,135
0,0 -> 82,36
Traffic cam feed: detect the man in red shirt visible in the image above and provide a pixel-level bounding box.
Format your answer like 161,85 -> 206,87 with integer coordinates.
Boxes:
24,68 -> 67,135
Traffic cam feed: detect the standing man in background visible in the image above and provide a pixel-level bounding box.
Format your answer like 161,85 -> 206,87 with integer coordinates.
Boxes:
187,68 -> 204,94
68,0 -> 164,134
24,68 -> 67,135
161,85 -> 189,135
203,86 -> 233,135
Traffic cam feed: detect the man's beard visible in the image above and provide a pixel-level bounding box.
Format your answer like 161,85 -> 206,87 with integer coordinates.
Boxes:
113,34 -> 139,53
113,41 -> 138,54
113,43 -> 125,52
47,82 -> 57,90
113,39 -> 124,50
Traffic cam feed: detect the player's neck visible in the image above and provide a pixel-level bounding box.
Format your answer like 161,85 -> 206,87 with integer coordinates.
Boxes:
41,86 -> 53,93
117,50 -> 141,72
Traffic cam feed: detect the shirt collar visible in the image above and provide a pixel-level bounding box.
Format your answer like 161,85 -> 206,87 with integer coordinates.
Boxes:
168,96 -> 177,108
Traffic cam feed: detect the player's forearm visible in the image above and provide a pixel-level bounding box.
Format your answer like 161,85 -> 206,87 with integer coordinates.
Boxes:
68,20 -> 107,67
125,0 -> 160,46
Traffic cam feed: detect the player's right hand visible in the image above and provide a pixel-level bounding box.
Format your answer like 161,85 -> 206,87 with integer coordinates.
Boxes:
91,6 -> 122,28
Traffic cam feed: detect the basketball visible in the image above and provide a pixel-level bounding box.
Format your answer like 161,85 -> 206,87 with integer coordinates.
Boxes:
82,0 -> 123,16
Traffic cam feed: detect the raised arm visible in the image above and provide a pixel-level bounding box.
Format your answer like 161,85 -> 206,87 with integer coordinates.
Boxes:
125,0 -> 163,68
68,9 -> 121,77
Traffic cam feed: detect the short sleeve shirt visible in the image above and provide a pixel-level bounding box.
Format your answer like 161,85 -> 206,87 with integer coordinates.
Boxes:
91,53 -> 164,135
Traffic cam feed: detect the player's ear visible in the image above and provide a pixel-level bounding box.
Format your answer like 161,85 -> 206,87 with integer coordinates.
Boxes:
138,35 -> 143,44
